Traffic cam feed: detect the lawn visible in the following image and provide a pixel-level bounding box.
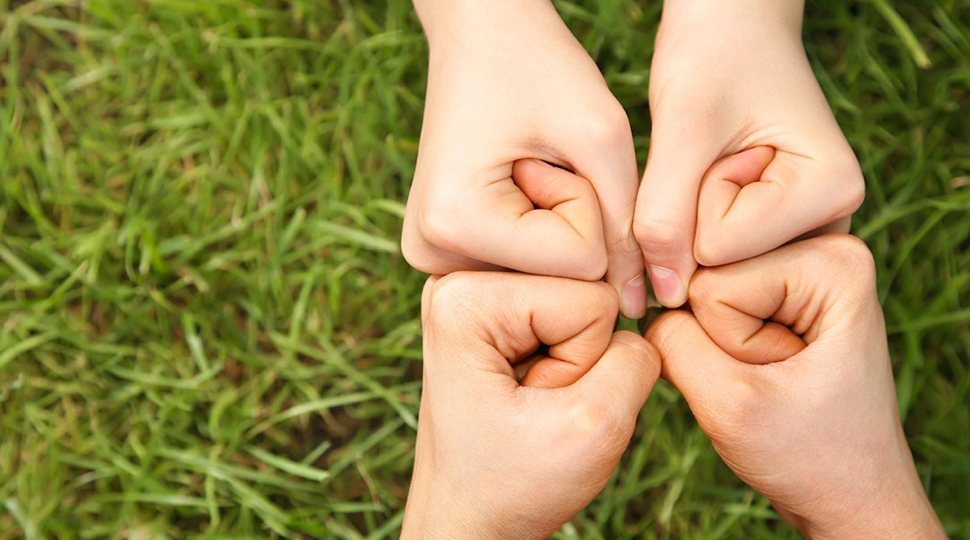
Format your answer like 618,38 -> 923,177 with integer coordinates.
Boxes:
0,0 -> 968,538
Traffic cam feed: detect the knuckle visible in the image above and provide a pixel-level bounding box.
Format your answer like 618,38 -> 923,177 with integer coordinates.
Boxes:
424,272 -> 482,323
575,244 -> 609,281
566,398 -> 633,449
613,330 -> 661,377
829,162 -> 866,219
606,225 -> 642,258
416,205 -> 461,253
401,220 -> 431,272
595,281 -> 621,313
687,267 -> 719,305
633,215 -> 687,256
692,227 -> 727,267
644,309 -> 692,354
586,101 -> 632,148
810,235 -> 877,292
823,234 -> 874,272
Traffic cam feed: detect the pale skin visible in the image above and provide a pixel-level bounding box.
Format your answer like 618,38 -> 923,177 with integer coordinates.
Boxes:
401,0 -> 935,536
403,0 -> 865,314
646,235 -> 946,539
402,0 -> 647,318
636,0 -> 865,306
402,273 -> 662,539
401,237 -> 947,539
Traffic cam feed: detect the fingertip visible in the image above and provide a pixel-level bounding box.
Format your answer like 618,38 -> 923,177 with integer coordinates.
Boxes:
647,264 -> 690,308
619,274 -> 647,319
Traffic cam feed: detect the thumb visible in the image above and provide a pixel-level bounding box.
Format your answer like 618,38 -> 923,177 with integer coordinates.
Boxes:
644,310 -> 742,414
566,331 -> 661,423
503,158 -> 608,280
570,130 -> 647,319
635,124 -> 718,307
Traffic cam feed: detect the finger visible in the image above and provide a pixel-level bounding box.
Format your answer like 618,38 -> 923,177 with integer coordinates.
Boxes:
485,159 -> 610,280
794,214 -> 852,243
644,310 -> 741,413
687,235 -> 876,363
510,159 -> 608,278
424,273 -> 618,388
635,120 -> 718,308
689,264 -> 806,365
402,215 -> 504,275
565,331 -> 661,425
570,124 -> 647,319
694,148 -> 865,266
406,159 -> 609,280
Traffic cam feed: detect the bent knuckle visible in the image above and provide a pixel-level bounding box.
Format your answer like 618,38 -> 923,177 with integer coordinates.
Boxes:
574,243 -> 609,281
687,267 -> 720,305
810,235 -> 876,292
567,398 -> 634,450
401,219 -> 433,272
592,281 -> 621,313
416,205 -> 462,253
606,224 -> 642,258
829,163 -> 866,219
692,226 -> 729,267
424,272 -> 484,324
586,101 -> 633,149
633,215 -> 688,255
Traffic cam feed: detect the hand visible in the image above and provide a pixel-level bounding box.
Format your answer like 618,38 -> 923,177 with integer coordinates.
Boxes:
645,235 -> 946,539
402,273 -> 661,540
635,0 -> 865,307
403,0 -> 647,318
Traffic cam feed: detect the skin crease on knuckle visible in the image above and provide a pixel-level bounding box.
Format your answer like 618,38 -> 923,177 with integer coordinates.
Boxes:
414,196 -> 463,254
425,272 -> 490,334
632,214 -> 687,257
812,235 -> 877,290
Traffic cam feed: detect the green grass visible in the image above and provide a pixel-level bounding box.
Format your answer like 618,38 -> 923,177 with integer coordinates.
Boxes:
0,0 -> 967,538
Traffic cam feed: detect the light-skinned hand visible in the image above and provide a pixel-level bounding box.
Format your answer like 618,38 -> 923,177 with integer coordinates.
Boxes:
403,0 -> 647,318
635,0 -> 865,307
646,235 -> 947,539
401,272 -> 661,539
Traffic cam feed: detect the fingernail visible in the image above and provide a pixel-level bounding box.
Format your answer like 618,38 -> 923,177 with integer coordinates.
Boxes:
648,265 -> 686,307
621,274 -> 647,319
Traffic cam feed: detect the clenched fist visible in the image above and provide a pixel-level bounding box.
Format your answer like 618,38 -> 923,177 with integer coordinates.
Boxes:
636,0 -> 864,307
403,0 -> 647,318
646,236 -> 946,539
402,273 -> 661,539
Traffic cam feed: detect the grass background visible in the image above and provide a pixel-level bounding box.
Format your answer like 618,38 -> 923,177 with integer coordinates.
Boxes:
0,0 -> 968,538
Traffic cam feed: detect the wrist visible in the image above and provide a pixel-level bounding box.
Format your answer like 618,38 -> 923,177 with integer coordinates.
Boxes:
797,463 -> 946,540
402,477 -> 550,540
802,498 -> 945,540
401,478 -> 501,540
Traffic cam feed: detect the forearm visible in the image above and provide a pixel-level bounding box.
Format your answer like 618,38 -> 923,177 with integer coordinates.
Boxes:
659,0 -> 804,35
411,0 -> 561,50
